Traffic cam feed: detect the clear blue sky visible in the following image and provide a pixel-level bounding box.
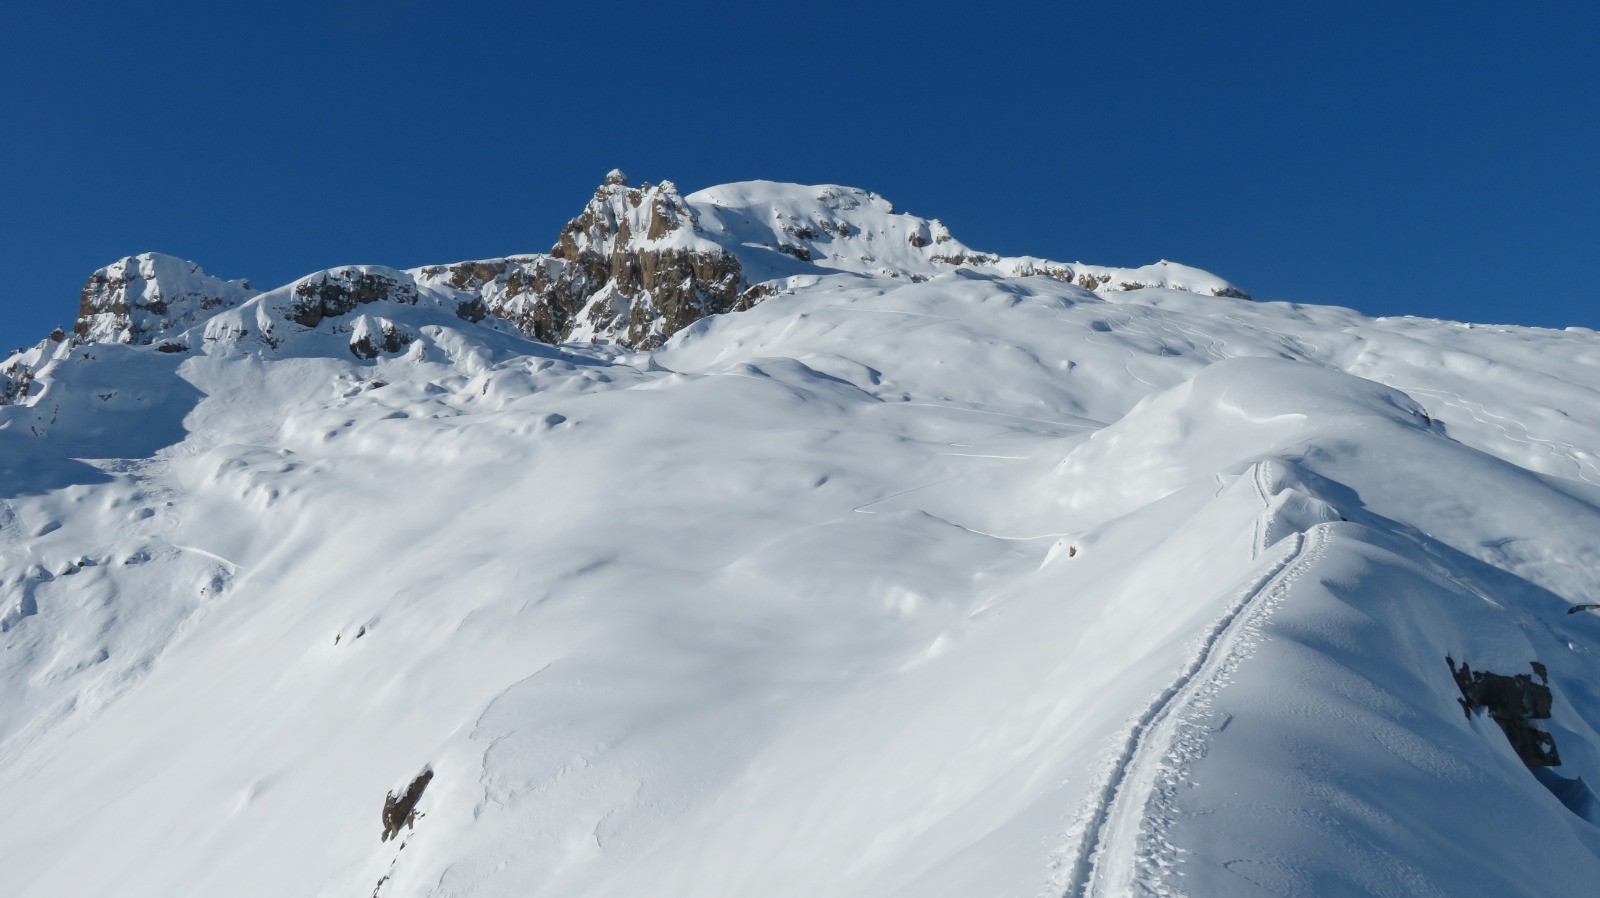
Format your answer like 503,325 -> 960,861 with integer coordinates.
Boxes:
3,1 -> 1596,352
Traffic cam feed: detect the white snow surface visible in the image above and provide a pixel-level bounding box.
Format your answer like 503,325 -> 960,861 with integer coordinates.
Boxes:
3,185 -> 1600,897
687,181 -> 1246,296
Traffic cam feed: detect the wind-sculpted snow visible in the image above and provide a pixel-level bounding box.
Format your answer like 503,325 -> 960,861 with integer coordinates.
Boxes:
3,186 -> 1600,896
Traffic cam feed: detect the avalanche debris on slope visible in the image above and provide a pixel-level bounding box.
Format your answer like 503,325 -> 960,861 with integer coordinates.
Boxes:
1,176 -> 1599,898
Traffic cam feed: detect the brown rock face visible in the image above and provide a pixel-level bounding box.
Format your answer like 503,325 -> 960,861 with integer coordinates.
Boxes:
419,174 -> 753,349
380,769 -> 434,842
267,176 -> 757,350
420,256 -> 569,344
547,175 -> 747,348
931,251 -> 1001,268
1208,285 -> 1253,300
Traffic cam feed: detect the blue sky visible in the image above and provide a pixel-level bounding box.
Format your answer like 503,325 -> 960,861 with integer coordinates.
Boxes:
3,1 -> 1595,351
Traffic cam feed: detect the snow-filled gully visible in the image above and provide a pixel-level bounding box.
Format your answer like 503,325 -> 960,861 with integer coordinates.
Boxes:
1058,465 -> 1332,897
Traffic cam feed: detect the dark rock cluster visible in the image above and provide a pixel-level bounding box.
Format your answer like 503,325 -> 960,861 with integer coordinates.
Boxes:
289,269 -> 419,328
492,174 -> 749,348
349,321 -> 413,360
380,768 -> 434,843
411,175 -> 763,348
1448,656 -> 1561,767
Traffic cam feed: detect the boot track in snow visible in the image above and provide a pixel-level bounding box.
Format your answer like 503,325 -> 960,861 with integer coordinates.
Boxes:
1054,464 -> 1332,897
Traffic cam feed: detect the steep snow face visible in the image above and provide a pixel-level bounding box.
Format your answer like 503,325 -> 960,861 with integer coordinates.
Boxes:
74,252 -> 257,346
5,186 -> 1600,897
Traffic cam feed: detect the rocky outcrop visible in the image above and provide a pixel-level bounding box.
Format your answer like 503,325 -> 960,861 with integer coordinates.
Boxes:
381,769 -> 433,842
415,173 -> 752,348
287,268 -> 419,328
545,172 -> 746,348
74,253 -> 257,345
1448,656 -> 1561,767
347,315 -> 413,360
418,256 -> 569,344
1,330 -> 69,407
409,175 -> 1251,347
0,359 -> 34,406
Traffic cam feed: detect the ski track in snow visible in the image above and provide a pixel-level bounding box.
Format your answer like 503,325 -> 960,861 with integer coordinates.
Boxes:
169,544 -> 247,572
895,402 -> 1101,431
1051,463 -> 1331,898
851,476 -> 964,514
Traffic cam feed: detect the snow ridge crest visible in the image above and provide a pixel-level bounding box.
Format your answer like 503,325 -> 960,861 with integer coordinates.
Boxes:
44,173 -> 1249,359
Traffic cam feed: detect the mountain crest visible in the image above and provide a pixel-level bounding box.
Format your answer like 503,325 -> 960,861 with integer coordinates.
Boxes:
38,174 -> 1251,362
553,176 -> 709,258
74,252 -> 257,346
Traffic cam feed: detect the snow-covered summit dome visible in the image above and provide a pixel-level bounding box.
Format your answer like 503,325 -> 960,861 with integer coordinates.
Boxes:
686,180 -> 1250,298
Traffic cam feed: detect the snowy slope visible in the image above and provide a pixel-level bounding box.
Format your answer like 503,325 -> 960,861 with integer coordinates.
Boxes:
2,178 -> 1600,897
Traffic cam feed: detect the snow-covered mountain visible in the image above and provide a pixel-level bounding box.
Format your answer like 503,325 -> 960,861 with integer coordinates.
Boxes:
3,173 -> 1599,897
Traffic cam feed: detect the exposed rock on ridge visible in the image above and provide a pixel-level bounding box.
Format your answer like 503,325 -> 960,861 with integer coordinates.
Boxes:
0,330 -> 66,407
1448,656 -> 1562,767
0,359 -> 34,406
549,172 -> 747,347
49,173 -> 1251,359
288,268 -> 419,328
74,253 -> 257,345
415,172 -> 752,348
